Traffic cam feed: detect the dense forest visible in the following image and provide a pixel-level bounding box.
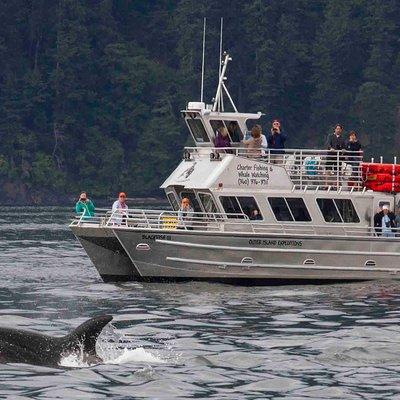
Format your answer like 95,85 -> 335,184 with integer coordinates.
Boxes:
0,0 -> 399,204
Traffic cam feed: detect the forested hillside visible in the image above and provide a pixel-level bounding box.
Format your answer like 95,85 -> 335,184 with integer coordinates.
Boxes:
0,0 -> 399,204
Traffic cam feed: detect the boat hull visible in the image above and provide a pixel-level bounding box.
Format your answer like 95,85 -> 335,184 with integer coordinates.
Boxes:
70,225 -> 140,281
104,228 -> 400,282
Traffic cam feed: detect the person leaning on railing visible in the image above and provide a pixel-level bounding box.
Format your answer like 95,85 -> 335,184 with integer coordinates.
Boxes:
177,197 -> 194,230
344,131 -> 362,180
75,191 -> 95,219
243,125 -> 263,157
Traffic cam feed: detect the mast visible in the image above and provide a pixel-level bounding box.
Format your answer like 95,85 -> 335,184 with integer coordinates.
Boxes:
200,18 -> 206,103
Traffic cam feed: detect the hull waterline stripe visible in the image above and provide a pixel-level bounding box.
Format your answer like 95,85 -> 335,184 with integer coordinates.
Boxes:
156,239 -> 400,257
165,257 -> 399,273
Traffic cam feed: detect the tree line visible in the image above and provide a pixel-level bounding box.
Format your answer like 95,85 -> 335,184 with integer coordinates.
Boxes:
0,0 -> 399,203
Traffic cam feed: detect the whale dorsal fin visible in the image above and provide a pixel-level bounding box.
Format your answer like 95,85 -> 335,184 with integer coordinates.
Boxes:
64,315 -> 113,356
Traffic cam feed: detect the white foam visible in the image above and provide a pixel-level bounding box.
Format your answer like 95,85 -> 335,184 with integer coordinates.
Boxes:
59,353 -> 91,368
106,347 -> 165,364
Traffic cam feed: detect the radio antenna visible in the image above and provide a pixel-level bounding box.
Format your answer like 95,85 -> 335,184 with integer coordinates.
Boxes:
200,17 -> 206,102
219,17 -> 223,79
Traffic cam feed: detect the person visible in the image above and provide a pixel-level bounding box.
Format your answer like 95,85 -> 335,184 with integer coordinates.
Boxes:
344,131 -> 362,181
111,192 -> 129,225
374,205 -> 396,237
177,197 -> 194,229
267,119 -> 287,163
395,208 -> 400,237
326,124 -> 346,171
214,126 -> 231,150
249,209 -> 262,220
228,121 -> 243,143
75,192 -> 95,219
243,125 -> 263,157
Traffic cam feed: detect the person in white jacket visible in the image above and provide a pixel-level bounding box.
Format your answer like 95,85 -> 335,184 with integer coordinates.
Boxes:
111,192 -> 129,225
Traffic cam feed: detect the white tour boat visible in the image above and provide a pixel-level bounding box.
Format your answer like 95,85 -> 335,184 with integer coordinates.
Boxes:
70,53 -> 400,283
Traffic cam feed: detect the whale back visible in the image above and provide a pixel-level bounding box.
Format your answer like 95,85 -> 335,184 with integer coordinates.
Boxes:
0,315 -> 113,366
62,315 -> 113,358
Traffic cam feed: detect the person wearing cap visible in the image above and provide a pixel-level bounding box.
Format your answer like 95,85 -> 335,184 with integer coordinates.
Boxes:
374,205 -> 396,237
111,192 -> 129,225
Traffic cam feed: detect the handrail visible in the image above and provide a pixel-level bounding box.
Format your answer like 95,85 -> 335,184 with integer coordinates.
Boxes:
183,147 -> 365,191
70,207 -> 400,240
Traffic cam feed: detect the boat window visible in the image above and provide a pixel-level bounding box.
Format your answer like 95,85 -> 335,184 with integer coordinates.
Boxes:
286,198 -> 311,222
179,191 -> 202,212
186,119 -> 210,143
220,196 -> 243,218
210,120 -> 243,143
268,197 -> 293,221
237,196 -> 262,220
316,199 -> 342,223
199,193 -> 218,214
167,192 -> 179,211
334,199 -> 360,223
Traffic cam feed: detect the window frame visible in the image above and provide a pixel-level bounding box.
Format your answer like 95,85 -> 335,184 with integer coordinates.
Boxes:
186,118 -> 210,143
166,191 -> 179,211
316,197 -> 360,224
267,197 -> 312,223
219,195 -> 263,220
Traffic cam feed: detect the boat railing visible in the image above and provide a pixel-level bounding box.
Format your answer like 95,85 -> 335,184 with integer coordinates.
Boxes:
71,208 -> 400,239
184,146 -> 364,191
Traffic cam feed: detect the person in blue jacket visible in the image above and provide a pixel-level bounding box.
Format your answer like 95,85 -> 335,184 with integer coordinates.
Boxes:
267,119 -> 287,163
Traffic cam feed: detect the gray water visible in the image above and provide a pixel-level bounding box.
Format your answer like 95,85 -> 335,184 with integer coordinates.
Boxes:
1,207 -> 400,399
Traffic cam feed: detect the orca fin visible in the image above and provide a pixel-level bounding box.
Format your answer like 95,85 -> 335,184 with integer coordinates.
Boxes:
64,315 -> 113,356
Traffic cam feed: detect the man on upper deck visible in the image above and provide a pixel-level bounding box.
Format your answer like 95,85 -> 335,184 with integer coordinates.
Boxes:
267,119 -> 287,163
326,124 -> 345,172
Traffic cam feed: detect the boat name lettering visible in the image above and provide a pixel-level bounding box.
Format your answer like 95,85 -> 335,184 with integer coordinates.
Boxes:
142,234 -> 171,241
248,239 -> 302,247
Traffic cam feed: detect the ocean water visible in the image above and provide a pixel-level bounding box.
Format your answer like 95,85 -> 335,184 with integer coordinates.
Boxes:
1,206 -> 400,399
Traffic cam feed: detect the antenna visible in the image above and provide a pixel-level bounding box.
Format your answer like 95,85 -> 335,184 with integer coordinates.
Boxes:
219,18 -> 224,111
219,17 -> 223,80
200,17 -> 206,103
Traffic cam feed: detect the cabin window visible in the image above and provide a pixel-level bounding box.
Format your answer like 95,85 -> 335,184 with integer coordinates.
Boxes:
220,196 -> 262,219
334,199 -> 360,223
237,196 -> 262,220
186,119 -> 210,143
167,192 -> 179,211
179,191 -> 202,212
220,196 -> 242,218
267,197 -> 312,222
268,197 -> 294,221
316,198 -> 359,223
210,120 -> 243,143
286,198 -> 312,222
199,193 -> 218,214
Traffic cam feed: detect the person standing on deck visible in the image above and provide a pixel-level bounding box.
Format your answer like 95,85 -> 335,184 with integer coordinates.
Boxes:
267,119 -> 287,163
75,192 -> 95,219
374,205 -> 396,237
111,192 -> 129,225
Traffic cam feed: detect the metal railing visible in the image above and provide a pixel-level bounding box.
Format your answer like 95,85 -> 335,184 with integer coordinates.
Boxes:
184,147 -> 364,191
70,208 -> 400,239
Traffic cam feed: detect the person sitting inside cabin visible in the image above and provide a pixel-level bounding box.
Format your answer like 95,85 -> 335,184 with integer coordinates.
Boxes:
345,131 -> 362,175
214,126 -> 231,150
111,192 -> 129,225
267,119 -> 287,163
228,121 -> 243,143
243,125 -> 263,157
250,209 -> 262,221
374,205 -> 396,237
177,197 -> 194,229
75,191 -> 95,219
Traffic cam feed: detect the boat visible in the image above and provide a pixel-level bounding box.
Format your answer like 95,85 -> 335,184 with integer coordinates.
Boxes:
70,52 -> 400,283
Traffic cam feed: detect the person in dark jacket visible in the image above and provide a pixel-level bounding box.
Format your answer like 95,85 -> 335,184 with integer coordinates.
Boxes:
326,124 -> 346,172
345,130 -> 362,181
214,127 -> 231,149
267,119 -> 287,163
374,205 -> 396,237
